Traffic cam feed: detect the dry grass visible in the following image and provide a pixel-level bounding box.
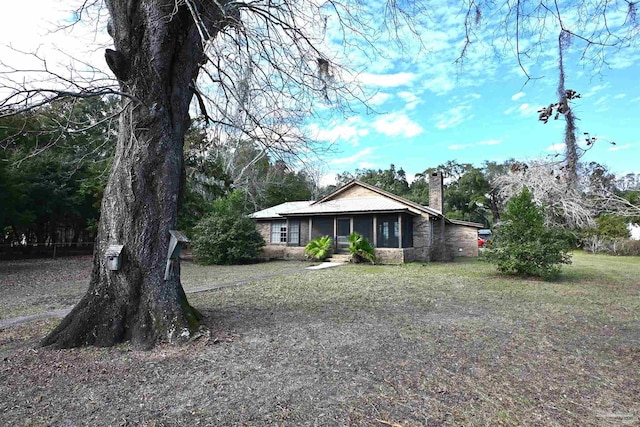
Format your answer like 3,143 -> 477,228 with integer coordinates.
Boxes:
1,252 -> 639,426
0,256 -> 92,320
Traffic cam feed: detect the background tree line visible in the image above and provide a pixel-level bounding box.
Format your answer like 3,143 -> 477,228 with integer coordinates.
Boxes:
3,99 -> 639,258
0,98 -> 314,255
334,161 -> 640,241
0,97 -> 116,255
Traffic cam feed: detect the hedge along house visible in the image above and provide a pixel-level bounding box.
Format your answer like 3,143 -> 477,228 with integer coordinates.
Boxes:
250,173 -> 483,263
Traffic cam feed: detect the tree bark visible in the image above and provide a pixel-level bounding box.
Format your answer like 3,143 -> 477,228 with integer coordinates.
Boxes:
557,33 -> 579,187
42,1 -> 228,348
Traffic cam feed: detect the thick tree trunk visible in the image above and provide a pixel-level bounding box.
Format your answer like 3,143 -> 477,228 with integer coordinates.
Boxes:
43,1 -> 226,348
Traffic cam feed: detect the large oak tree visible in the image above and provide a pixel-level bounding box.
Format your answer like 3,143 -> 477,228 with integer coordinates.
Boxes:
36,0 -> 360,348
0,0 -> 637,348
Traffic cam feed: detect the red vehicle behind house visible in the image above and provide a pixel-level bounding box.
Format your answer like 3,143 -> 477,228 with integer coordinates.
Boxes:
478,229 -> 492,248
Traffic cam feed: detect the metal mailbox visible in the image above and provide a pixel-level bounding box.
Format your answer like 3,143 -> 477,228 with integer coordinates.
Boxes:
164,230 -> 190,280
106,244 -> 124,271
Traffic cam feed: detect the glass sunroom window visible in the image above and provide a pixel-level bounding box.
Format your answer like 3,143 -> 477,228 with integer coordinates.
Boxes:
271,221 -> 287,243
377,215 -> 399,248
288,221 -> 300,245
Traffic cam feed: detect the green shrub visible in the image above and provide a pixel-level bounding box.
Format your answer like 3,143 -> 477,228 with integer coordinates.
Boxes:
581,214 -> 638,256
347,232 -> 376,264
191,213 -> 265,265
305,236 -> 333,261
594,214 -> 631,239
485,187 -> 572,279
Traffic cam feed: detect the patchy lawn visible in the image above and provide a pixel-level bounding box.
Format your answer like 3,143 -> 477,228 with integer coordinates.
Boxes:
0,256 -> 93,320
0,257 -> 309,320
1,253 -> 639,426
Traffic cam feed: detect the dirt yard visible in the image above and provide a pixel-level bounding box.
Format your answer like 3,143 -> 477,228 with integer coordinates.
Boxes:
1,253 -> 639,426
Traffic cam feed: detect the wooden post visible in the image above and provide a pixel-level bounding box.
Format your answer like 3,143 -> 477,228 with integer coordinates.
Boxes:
398,213 -> 402,249
373,216 -> 378,247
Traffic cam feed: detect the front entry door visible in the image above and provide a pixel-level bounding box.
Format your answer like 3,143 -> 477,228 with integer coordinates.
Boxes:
336,218 -> 351,252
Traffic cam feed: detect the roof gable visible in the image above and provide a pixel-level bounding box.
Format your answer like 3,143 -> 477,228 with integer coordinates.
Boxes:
315,180 -> 442,217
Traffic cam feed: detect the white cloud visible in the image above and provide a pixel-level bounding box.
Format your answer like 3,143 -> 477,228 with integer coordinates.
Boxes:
319,173 -> 337,187
609,52 -> 640,69
614,93 -> 627,99
308,123 -> 357,143
583,84 -> 609,98
435,105 -> 472,130
307,118 -> 365,146
372,112 -> 423,137
511,91 -> 526,101
330,147 -> 374,165
546,143 -> 565,151
593,95 -> 609,106
0,1 -> 113,100
448,139 -> 501,150
608,143 -> 632,152
480,139 -> 501,146
505,103 -> 538,117
421,71 -> 456,96
368,92 -> 391,106
398,91 -> 420,110
518,103 -> 538,116
357,72 -> 416,88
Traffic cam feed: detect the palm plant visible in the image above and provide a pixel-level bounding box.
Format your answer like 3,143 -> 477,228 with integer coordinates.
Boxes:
347,232 -> 376,264
304,235 -> 333,261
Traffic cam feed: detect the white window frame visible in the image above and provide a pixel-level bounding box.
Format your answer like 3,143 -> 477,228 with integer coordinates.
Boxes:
271,221 -> 287,244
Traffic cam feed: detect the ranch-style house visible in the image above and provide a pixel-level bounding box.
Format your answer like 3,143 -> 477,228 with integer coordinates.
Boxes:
250,172 -> 483,263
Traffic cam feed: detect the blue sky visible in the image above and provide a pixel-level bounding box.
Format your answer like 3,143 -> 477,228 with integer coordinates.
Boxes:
1,1 -> 638,186
307,1 -> 640,185
311,63 -> 639,185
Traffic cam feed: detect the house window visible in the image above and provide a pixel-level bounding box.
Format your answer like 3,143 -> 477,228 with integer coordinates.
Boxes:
288,220 -> 300,245
271,221 -> 287,243
377,215 -> 399,248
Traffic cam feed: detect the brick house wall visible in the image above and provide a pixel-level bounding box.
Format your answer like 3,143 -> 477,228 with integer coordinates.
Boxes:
430,218 -> 452,261
299,218 -> 310,246
256,221 -> 271,244
445,224 -> 479,257
404,214 -> 431,262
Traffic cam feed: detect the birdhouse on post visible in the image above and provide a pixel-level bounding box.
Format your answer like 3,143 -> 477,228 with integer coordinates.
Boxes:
164,230 -> 190,280
106,244 -> 124,271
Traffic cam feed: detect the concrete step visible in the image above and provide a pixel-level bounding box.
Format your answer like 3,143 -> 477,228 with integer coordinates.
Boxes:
327,253 -> 352,263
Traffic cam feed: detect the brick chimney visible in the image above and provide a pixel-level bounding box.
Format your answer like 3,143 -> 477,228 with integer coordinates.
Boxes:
429,172 -> 444,213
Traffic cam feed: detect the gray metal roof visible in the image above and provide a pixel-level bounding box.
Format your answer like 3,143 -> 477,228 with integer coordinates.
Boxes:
250,181 -> 446,220
447,219 -> 485,228
279,197 -> 421,216
249,201 -> 313,219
